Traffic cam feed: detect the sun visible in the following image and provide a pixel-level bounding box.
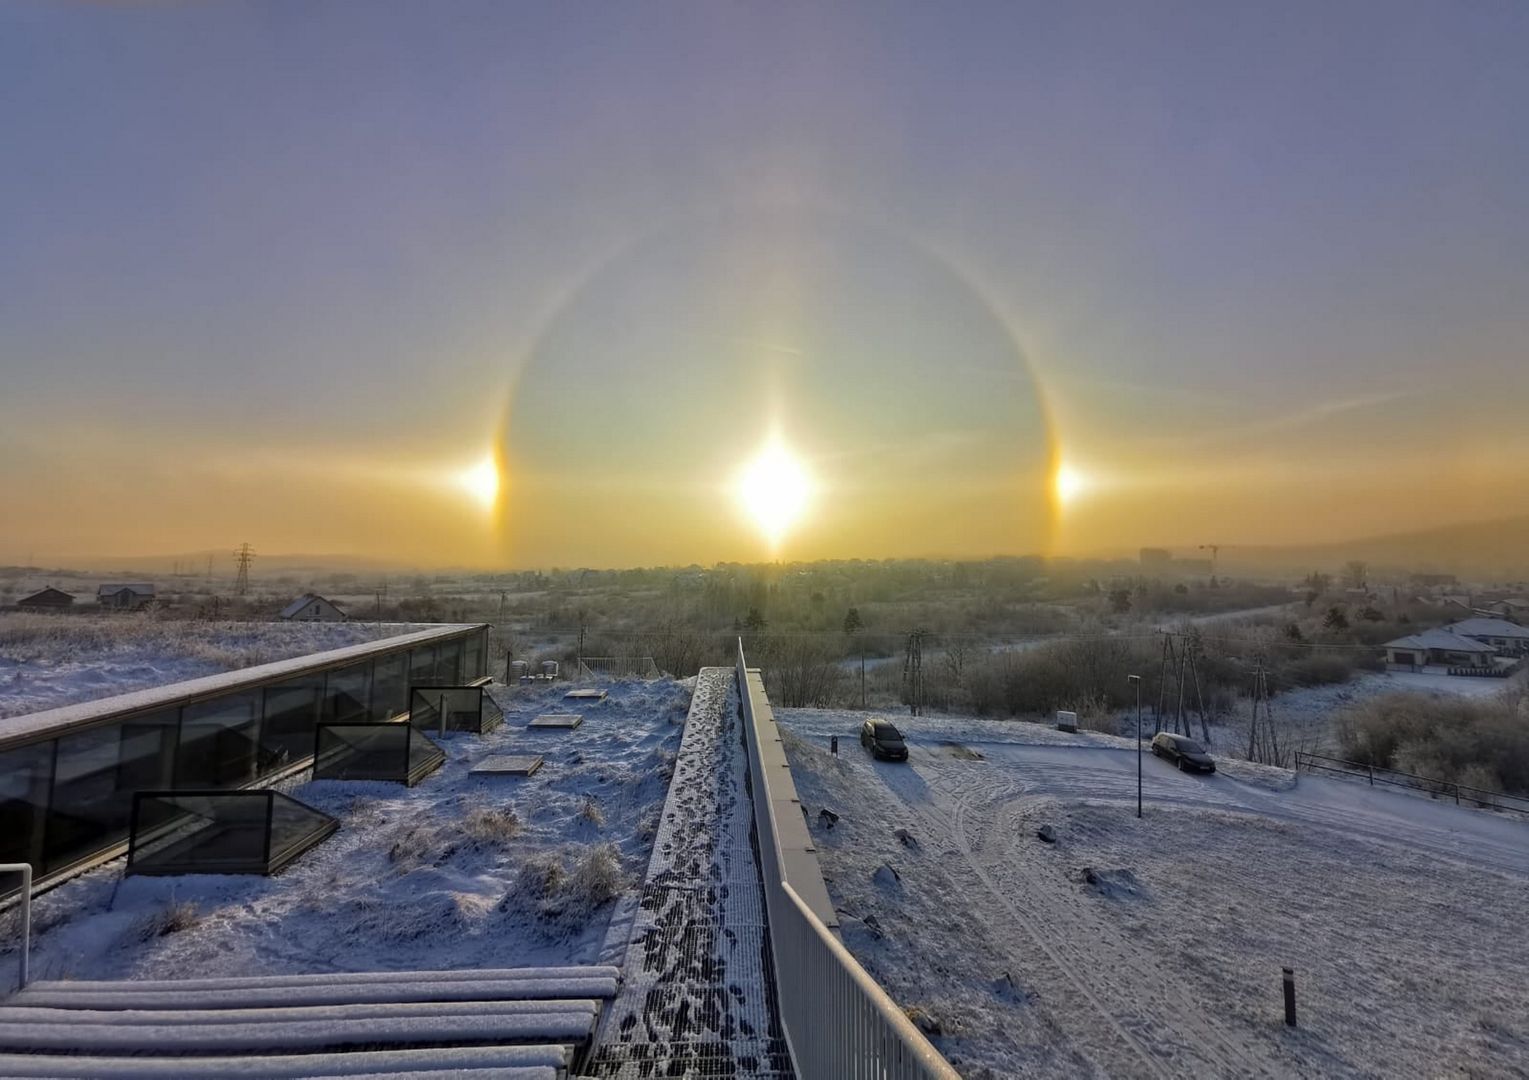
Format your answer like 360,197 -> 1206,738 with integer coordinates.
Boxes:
1054,462 -> 1087,506
457,455 -> 502,511
734,439 -> 814,548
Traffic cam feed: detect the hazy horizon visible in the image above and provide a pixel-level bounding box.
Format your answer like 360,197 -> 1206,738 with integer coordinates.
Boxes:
4,2 -> 1528,569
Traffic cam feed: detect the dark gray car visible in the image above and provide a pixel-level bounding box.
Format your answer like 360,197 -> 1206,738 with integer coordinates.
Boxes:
1150,732 -> 1216,773
860,718 -> 909,761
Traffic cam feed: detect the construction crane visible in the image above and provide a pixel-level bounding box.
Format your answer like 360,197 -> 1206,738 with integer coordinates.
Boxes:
1198,544 -> 1228,577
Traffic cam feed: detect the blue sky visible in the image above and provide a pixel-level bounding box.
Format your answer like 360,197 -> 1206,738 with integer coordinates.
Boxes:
2,2 -> 1526,565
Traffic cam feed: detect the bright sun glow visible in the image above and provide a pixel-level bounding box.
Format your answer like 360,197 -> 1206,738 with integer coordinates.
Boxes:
458,456 -> 501,511
735,439 -> 814,547
1054,463 -> 1088,506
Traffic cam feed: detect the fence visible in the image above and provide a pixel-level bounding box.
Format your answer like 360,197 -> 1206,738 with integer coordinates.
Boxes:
1294,752 -> 1529,816
576,657 -> 662,680
736,641 -> 958,1080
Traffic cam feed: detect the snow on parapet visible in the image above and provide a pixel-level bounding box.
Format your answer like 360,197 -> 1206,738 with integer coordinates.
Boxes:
0,623 -> 488,749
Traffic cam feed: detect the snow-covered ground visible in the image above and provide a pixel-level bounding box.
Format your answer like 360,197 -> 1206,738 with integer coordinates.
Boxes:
0,679 -> 689,990
777,708 -> 1529,1079
0,615 -> 418,719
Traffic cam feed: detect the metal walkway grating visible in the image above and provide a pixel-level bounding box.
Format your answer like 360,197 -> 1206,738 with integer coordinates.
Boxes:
583,668 -> 793,1079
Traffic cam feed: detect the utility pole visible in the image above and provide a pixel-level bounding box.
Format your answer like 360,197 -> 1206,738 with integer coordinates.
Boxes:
233,543 -> 255,596
903,628 -> 927,717
1129,674 -> 1143,818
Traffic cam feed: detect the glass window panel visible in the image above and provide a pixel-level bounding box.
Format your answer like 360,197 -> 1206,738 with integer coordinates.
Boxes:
45,711 -> 177,873
177,694 -> 259,789
323,662 -> 371,723
370,652 -> 409,720
130,792 -> 272,875
437,640 -> 462,685
260,675 -> 323,773
0,741 -> 54,870
408,645 -> 437,695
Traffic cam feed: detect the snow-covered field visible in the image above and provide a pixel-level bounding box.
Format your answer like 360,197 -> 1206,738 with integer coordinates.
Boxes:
0,679 -> 688,989
0,615 -> 418,719
778,708 -> 1529,1080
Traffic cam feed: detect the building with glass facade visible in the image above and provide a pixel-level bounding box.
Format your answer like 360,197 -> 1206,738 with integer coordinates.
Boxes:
0,624 -> 490,892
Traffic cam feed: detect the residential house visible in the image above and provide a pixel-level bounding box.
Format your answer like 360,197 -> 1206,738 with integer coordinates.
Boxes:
16,587 -> 75,611
96,584 -> 156,611
1442,618 -> 1529,655
279,593 -> 347,622
1382,629 -> 1496,671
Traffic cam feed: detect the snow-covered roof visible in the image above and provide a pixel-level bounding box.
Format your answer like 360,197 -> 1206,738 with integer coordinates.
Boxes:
1383,629 -> 1496,653
0,623 -> 487,749
97,583 -> 156,596
278,593 -> 342,618
1443,618 -> 1529,639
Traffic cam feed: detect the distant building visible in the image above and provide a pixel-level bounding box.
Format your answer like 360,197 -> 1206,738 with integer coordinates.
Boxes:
279,593 -> 347,622
1483,597 -> 1529,619
1139,548 -> 1172,571
16,587 -> 74,611
1174,558 -> 1214,576
96,583 -> 156,611
1382,629 -> 1496,670
1409,573 -> 1458,588
1442,618 -> 1529,655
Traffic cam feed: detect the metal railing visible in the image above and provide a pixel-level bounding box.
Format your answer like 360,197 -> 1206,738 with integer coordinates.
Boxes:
736,641 -> 958,1080
1295,752 -> 1529,816
0,864 -> 32,989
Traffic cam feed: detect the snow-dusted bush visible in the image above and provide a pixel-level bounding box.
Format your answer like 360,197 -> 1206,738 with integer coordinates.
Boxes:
577,797 -> 605,828
565,844 -> 625,915
134,899 -> 202,942
388,822 -> 450,869
506,844 -> 626,926
1337,690 -> 1529,794
463,806 -> 521,846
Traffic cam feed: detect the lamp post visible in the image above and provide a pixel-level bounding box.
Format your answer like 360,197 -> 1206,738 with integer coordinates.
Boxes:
1128,674 -> 1143,818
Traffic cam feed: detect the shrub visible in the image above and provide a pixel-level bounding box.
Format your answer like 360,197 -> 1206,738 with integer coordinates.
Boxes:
1337,691 -> 1529,794
565,844 -> 624,915
1280,654 -> 1354,688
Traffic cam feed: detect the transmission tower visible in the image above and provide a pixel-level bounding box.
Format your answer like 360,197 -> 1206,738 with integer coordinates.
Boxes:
233,543 -> 256,596
1154,629 -> 1209,741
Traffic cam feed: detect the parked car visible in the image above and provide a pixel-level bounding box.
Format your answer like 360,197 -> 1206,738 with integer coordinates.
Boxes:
1150,732 -> 1216,773
859,718 -> 909,761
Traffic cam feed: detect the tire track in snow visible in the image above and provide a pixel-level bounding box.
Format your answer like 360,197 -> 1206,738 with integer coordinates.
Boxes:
872,759 -> 1173,1080
962,787 -> 1276,1078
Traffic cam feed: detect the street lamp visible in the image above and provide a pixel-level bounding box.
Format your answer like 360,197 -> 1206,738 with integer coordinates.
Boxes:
1128,674 -> 1143,818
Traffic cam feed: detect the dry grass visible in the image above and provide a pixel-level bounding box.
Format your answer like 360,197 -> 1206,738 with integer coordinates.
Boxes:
387,822 -> 447,869
463,806 -> 522,846
507,844 -> 626,925
577,797 -> 606,828
565,844 -> 624,913
134,899 -> 202,942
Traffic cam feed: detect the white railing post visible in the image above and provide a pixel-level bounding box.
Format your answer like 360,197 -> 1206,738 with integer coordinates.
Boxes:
1,864 -> 33,989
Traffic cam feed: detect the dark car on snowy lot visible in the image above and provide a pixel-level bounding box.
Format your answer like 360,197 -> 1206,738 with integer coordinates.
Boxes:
1150,732 -> 1216,773
859,718 -> 909,761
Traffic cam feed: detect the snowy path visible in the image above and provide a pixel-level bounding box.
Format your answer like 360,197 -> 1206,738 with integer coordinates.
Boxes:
585,668 -> 791,1078
778,710 -> 1529,1079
